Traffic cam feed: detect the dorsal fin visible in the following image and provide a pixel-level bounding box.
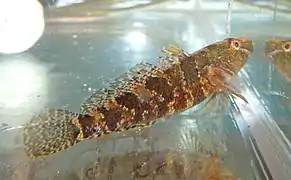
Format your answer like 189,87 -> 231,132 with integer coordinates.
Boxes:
109,62 -> 164,91
109,62 -> 155,89
158,45 -> 191,66
80,88 -> 116,114
80,45 -> 189,115
80,62 -> 161,114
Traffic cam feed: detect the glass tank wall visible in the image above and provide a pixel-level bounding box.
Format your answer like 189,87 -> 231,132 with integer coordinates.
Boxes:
0,0 -> 291,179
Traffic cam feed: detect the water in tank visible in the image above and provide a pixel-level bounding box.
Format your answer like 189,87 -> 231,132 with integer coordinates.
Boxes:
0,0 -> 291,179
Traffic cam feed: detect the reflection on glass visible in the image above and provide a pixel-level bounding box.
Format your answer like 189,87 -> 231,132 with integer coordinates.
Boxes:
0,53 -> 50,180
56,0 -> 85,7
263,38 -> 291,99
0,53 -> 49,127
45,108 -> 255,180
82,138 -> 237,179
265,38 -> 291,83
110,0 -> 151,9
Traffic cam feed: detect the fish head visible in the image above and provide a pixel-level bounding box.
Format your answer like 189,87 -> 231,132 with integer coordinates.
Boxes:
265,38 -> 291,62
204,37 -> 253,77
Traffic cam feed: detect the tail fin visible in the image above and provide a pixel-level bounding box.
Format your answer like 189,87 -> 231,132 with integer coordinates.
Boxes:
23,108 -> 80,158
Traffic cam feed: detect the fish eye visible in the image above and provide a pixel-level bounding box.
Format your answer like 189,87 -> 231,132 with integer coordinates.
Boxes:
231,40 -> 240,49
283,42 -> 291,52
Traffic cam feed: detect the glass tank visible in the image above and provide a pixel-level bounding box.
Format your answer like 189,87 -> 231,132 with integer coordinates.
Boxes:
0,0 -> 291,179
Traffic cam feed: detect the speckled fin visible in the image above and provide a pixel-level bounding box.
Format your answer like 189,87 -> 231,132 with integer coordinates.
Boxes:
109,62 -> 160,90
80,88 -> 115,114
80,46 -> 189,115
159,45 -> 190,65
23,108 -> 80,158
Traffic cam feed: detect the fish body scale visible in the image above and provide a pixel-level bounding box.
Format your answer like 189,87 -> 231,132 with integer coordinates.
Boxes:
23,37 -> 253,158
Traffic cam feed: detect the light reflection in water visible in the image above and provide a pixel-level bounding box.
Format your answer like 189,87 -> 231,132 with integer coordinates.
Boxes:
55,0 -> 85,7
121,29 -> 149,68
0,53 -> 49,128
132,22 -> 145,28
179,19 -> 206,51
110,0 -> 151,9
0,54 -> 49,172
122,30 -> 148,52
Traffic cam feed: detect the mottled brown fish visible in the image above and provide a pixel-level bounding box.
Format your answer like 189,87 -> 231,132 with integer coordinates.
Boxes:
23,37 -> 253,158
265,38 -> 291,82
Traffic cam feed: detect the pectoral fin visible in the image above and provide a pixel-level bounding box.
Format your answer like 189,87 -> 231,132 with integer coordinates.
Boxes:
204,66 -> 248,104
